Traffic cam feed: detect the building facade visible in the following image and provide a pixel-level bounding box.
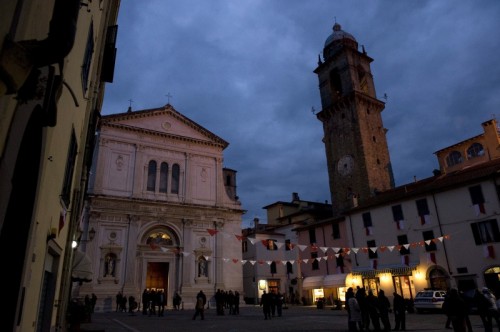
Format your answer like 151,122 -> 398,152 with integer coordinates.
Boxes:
0,1 -> 120,330
81,104 -> 244,310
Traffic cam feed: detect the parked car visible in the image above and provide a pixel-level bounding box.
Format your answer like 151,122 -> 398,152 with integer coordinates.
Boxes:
414,290 -> 447,313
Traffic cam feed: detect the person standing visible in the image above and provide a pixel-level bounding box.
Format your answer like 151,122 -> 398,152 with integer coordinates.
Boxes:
90,293 -> 97,313
192,290 -> 206,320
173,291 -> 182,311
348,292 -> 363,332
276,291 -> 283,317
356,287 -> 370,331
234,291 -> 240,315
260,290 -> 272,320
116,291 -> 123,312
393,292 -> 406,331
366,290 -> 381,331
377,290 -> 391,331
142,289 -> 149,315
158,289 -> 165,317
442,288 -> 468,332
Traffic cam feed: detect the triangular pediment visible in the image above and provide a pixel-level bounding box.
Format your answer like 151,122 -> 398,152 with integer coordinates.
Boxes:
101,104 -> 228,147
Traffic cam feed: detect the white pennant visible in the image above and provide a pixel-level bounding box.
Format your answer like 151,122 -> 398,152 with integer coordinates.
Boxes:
249,260 -> 256,265
302,259 -> 309,264
182,252 -> 190,256
298,245 -> 308,251
425,240 -> 431,245
370,247 -> 378,253
387,246 -> 395,252
266,261 -> 272,265
351,248 -> 359,254
320,247 -> 328,253
438,236 -> 444,242
223,258 -> 229,263
281,261 -> 287,265
403,244 -> 410,249
332,247 -> 341,253
276,242 -> 285,249
249,238 -> 258,245
289,260 -> 295,265
160,247 -> 169,252
335,254 -> 340,258
241,260 -> 247,265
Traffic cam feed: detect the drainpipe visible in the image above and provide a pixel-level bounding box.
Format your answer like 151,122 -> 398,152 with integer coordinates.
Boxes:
432,194 -> 452,277
348,215 -> 359,267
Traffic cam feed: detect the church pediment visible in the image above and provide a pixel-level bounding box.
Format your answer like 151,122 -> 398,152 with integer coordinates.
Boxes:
102,104 -> 228,148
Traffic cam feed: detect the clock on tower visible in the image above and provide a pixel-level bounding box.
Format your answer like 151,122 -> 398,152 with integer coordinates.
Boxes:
314,23 -> 394,215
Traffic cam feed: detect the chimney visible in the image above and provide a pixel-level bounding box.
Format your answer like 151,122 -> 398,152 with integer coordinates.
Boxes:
253,217 -> 259,230
292,192 -> 300,202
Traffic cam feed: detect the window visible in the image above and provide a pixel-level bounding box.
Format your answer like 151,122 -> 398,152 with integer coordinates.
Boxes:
270,262 -> 277,274
147,160 -> 157,191
81,22 -> 94,94
392,204 -> 404,229
61,130 -> 78,207
392,204 -> 404,221
469,185 -> 485,205
332,222 -> 340,239
467,143 -> 484,159
471,219 -> 500,244
286,262 -> 293,274
285,239 -> 291,251
363,212 -> 373,235
309,228 -> 316,244
329,68 -> 343,96
146,231 -> 173,247
311,252 -> 319,270
242,240 -> 248,253
266,239 -> 277,251
416,198 -> 430,225
171,163 -> 180,194
226,175 -> 231,186
336,248 -> 344,268
423,230 -> 437,252
367,240 -> 378,259
446,151 -> 463,167
159,162 -> 168,193
101,25 -> 118,82
398,235 -> 410,255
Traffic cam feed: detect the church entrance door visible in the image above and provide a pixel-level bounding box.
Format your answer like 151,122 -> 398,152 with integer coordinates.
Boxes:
146,262 -> 169,291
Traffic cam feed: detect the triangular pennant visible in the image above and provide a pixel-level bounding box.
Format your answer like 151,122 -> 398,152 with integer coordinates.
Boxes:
289,260 -> 295,265
241,260 -> 247,265
298,245 -> 308,251
351,248 -> 359,254
223,258 -> 230,263
232,258 -> 239,263
276,242 -> 285,249
438,236 -> 444,242
266,261 -> 272,265
403,244 -> 410,249
425,240 -> 431,245
249,238 -> 258,245
235,235 -> 244,241
332,247 -> 340,253
335,254 -> 340,258
370,247 -> 378,253
261,240 -> 269,247
302,259 -> 309,264
207,228 -> 218,236
160,247 -> 168,252
320,247 -> 328,253
182,252 -> 190,256
379,246 -> 387,252
387,246 -> 395,252
249,260 -> 256,265
281,261 -> 287,265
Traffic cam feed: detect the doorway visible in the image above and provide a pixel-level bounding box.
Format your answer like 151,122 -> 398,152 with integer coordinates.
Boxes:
146,262 -> 169,292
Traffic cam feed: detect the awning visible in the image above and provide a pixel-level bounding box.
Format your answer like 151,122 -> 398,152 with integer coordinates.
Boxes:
72,249 -> 93,282
302,276 -> 324,289
323,273 -> 348,288
352,262 -> 417,277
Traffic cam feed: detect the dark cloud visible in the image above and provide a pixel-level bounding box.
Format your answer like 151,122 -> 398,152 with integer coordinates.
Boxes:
103,0 -> 500,227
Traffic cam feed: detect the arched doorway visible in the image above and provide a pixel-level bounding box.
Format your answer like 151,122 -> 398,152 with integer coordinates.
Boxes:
484,266 -> 500,293
428,267 -> 449,290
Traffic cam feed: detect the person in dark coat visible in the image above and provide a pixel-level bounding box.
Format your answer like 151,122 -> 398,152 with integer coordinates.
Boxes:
366,290 -> 382,331
377,290 -> 391,331
442,288 -> 468,332
356,287 -> 370,330
192,290 -> 207,320
393,292 -> 406,331
260,290 -> 272,320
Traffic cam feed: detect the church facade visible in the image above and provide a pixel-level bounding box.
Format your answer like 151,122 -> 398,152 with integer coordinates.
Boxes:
80,104 -> 244,310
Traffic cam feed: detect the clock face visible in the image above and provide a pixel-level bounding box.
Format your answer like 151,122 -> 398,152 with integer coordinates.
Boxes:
337,155 -> 354,176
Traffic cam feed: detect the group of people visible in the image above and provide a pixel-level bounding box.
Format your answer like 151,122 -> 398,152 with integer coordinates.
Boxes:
346,286 -> 406,332
214,289 -> 241,315
115,291 -> 138,313
260,290 -> 285,319
443,287 -> 500,332
84,293 -> 98,314
141,289 -> 167,316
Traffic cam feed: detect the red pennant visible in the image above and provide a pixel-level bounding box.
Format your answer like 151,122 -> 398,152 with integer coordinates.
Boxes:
261,240 -> 269,247
232,258 -> 239,263
207,229 -> 218,236
379,246 -> 387,252
235,235 -> 244,241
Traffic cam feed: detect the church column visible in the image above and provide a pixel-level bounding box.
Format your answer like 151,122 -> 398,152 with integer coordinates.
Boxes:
122,214 -> 139,295
181,218 -> 193,287
214,219 -> 225,290
215,157 -> 223,207
183,153 -> 191,203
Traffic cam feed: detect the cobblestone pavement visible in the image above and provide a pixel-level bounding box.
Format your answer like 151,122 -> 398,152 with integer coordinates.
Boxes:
80,305 -> 490,332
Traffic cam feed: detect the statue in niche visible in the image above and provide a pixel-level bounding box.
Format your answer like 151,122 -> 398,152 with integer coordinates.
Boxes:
105,254 -> 116,277
198,257 -> 207,277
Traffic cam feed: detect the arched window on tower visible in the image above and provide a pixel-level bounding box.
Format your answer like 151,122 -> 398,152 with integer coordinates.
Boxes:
467,143 -> 484,159
329,68 -> 342,98
171,163 -> 180,194
445,151 -> 463,167
159,162 -> 168,193
147,160 -> 157,191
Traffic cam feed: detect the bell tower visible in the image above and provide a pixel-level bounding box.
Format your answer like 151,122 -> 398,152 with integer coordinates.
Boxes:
314,23 -> 394,215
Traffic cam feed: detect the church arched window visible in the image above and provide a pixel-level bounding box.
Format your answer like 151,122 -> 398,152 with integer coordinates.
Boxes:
467,143 -> 484,159
147,160 -> 157,191
146,231 -> 174,247
445,151 -> 463,167
159,162 -> 169,193
171,164 -> 180,194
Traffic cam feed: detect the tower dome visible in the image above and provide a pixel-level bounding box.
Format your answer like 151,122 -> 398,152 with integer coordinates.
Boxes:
322,23 -> 358,60
324,23 -> 356,47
